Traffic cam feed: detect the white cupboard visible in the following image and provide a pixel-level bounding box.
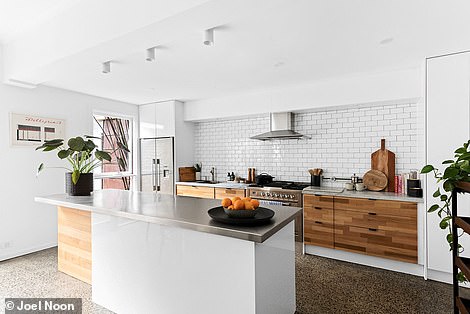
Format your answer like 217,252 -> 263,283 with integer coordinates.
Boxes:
426,51 -> 470,280
138,100 -> 194,186
139,101 -> 176,138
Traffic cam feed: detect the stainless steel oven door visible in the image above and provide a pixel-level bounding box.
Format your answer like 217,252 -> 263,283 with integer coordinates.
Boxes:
258,199 -> 299,207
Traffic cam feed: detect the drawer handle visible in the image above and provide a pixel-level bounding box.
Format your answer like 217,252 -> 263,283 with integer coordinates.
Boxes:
368,212 -> 377,216
314,221 -> 323,224
368,198 -> 377,201
368,228 -> 377,232
314,207 -> 322,210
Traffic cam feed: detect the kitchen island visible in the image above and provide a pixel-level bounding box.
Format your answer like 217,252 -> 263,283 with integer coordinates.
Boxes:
35,189 -> 300,314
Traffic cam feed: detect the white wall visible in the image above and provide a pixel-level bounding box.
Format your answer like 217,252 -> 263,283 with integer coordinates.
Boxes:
194,103 -> 419,184
184,68 -> 421,121
0,46 -> 138,261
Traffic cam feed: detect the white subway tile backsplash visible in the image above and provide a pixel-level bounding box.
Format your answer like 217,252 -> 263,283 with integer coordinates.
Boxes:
194,103 -> 419,185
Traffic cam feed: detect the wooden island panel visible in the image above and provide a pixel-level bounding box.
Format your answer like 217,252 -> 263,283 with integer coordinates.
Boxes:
57,206 -> 92,284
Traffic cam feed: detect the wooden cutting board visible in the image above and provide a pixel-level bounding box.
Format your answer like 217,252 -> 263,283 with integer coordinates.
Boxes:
363,170 -> 388,191
371,139 -> 395,192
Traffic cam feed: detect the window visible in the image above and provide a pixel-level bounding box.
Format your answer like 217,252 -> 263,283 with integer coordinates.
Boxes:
93,114 -> 133,190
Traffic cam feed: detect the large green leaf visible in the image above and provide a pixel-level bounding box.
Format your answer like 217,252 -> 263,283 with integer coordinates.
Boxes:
42,143 -> 62,151
455,147 -> 467,154
72,170 -> 81,184
95,150 -> 111,162
84,135 -> 101,139
442,160 -> 454,164
443,180 -> 454,192
68,137 -> 85,151
85,140 -> 96,152
421,165 -> 435,174
443,167 -> 459,179
428,204 -> 439,213
57,149 -> 71,159
433,188 -> 441,197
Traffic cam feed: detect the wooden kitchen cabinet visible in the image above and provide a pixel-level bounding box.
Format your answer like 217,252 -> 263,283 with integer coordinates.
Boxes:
214,188 -> 245,200
176,185 -> 215,199
334,197 -> 417,263
303,195 -> 418,263
303,195 -> 334,248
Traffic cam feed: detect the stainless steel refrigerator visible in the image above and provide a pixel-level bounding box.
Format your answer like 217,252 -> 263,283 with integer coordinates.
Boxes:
139,137 -> 174,195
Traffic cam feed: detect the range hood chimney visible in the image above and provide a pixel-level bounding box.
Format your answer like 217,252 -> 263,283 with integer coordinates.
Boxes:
250,112 -> 309,141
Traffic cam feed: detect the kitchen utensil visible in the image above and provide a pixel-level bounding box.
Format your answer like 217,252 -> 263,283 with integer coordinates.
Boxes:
371,139 -> 396,192
363,170 -> 388,191
308,169 -> 315,176
345,182 -> 354,190
255,173 -> 274,185
247,168 -> 253,183
178,167 -> 196,182
355,183 -> 366,191
208,207 -> 274,226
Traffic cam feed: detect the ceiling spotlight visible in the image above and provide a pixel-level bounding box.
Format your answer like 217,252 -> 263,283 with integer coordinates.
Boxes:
102,61 -> 111,74
146,47 -> 157,62
203,28 -> 214,46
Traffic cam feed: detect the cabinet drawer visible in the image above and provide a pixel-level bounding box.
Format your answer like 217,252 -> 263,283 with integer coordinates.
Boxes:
334,225 -> 417,263
176,185 -> 214,199
335,209 -> 417,235
214,188 -> 245,200
304,220 -> 334,249
303,194 -> 334,209
334,197 -> 417,218
304,206 -> 333,223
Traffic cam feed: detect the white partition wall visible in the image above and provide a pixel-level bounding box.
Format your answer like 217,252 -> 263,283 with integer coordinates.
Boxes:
426,51 -> 470,282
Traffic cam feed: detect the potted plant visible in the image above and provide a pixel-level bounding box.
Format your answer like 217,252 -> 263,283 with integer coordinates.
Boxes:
421,140 -> 470,282
36,136 -> 111,196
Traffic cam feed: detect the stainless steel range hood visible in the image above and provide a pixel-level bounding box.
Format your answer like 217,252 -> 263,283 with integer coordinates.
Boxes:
250,112 -> 309,141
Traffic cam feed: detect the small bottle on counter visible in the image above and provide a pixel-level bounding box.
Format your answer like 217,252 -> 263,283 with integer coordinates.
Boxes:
230,172 -> 235,181
227,172 -> 231,181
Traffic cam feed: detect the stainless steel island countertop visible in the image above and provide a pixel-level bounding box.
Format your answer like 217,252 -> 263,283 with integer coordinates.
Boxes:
35,189 -> 300,243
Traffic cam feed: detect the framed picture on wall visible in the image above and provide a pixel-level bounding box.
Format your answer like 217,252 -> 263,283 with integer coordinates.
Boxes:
10,113 -> 65,147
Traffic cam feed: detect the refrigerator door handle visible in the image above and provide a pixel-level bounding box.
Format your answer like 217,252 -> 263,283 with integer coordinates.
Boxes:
151,159 -> 156,191
156,158 -> 161,192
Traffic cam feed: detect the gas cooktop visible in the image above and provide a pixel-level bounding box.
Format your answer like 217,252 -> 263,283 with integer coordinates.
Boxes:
249,181 -> 310,190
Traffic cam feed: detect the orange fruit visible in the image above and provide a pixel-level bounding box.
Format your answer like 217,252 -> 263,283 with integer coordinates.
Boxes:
242,197 -> 252,202
244,201 -> 254,210
231,196 -> 241,204
250,199 -> 260,209
228,205 -> 234,210
234,200 -> 245,210
221,198 -> 232,208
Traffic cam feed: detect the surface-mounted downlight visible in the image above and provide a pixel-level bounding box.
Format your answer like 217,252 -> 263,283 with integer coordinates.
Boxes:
146,47 -> 156,62
102,61 -> 111,74
204,29 -> 214,46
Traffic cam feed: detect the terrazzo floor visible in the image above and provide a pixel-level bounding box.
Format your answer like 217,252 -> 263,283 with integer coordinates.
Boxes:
0,247 -> 453,313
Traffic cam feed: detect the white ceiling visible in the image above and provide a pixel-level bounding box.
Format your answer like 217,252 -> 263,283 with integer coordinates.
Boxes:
0,0 -> 81,44
3,0 -> 470,104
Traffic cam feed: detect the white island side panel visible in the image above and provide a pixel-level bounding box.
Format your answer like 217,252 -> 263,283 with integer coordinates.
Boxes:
93,213 -> 298,314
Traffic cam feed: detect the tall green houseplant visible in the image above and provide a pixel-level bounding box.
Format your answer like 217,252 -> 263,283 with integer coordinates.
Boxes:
421,140 -> 470,282
37,136 -> 111,195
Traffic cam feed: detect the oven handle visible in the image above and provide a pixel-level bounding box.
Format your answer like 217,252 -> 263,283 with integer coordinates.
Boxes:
257,199 -> 299,207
